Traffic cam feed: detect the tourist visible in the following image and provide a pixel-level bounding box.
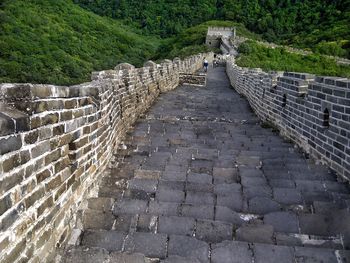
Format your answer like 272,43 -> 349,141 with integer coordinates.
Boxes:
203,58 -> 209,72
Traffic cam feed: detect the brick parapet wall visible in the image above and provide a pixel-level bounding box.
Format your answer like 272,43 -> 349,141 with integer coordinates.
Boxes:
0,52 -> 213,262
226,58 -> 350,181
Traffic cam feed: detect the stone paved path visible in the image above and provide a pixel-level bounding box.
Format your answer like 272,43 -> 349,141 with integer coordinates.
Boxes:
59,67 -> 350,262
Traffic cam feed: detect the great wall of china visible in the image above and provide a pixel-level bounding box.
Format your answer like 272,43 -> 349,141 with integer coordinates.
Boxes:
0,29 -> 349,262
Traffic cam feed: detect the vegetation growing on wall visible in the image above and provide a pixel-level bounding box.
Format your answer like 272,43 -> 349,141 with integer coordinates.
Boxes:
74,0 -> 350,58
236,40 -> 350,78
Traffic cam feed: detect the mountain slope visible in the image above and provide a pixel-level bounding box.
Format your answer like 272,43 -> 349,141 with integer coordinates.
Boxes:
0,0 -> 160,85
74,0 -> 350,58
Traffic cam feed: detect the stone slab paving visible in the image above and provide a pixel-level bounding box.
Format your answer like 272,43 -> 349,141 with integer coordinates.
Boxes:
59,67 -> 350,262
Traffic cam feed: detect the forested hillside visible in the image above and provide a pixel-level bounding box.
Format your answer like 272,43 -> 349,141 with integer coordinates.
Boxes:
1,0 -> 349,85
0,0 -> 160,85
237,40 -> 350,78
74,0 -> 350,58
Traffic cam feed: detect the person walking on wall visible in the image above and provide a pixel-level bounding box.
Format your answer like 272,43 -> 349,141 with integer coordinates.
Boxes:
203,58 -> 209,72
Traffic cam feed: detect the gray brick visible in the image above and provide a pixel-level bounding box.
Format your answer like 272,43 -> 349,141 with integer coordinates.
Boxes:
215,206 -> 244,226
248,197 -> 281,214
264,211 -> 299,233
254,243 -> 294,263
216,193 -> 243,211
211,241 -> 253,263
113,200 -> 148,215
236,223 -> 274,244
273,188 -> 302,205
156,188 -> 184,203
109,252 -> 147,263
185,191 -> 214,205
187,173 -> 212,184
124,232 -> 167,259
294,247 -> 337,263
0,135 -> 22,155
181,204 -> 214,220
62,247 -> 110,263
148,201 -> 180,216
195,219 -> 233,243
158,216 -> 195,236
83,210 -> 115,230
168,235 -> 209,263
214,183 -> 241,194
128,178 -> 158,193
81,230 -> 125,252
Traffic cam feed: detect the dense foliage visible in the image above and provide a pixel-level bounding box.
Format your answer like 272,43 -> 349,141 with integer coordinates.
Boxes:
74,0 -> 217,37
236,40 -> 350,78
1,0 -> 349,85
74,0 -> 350,58
0,0 -> 160,85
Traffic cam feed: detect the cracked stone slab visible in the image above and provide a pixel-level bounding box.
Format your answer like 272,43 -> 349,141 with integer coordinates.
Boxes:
248,197 -> 281,214
81,230 -> 126,252
168,235 -> 209,263
113,199 -> 148,215
215,206 -> 245,226
264,211 -> 299,233
185,191 -> 215,205
148,201 -> 180,216
156,188 -> 185,203
124,232 -> 167,258
211,241 -> 253,263
61,247 -> 110,263
87,198 -> 114,212
161,256 -> 201,263
128,178 -> 158,193
83,210 -> 115,230
158,216 -> 195,236
236,223 -> 274,244
181,204 -> 214,220
134,169 -> 162,179
195,219 -> 233,243
109,252 -> 147,263
253,243 -> 295,263
294,246 -> 338,263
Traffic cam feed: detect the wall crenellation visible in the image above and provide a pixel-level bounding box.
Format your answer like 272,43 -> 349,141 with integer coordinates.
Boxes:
0,52 -> 213,262
226,58 -> 350,181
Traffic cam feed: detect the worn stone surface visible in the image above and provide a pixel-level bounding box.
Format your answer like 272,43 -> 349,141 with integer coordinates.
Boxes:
0,54 -> 211,262
124,232 -> 168,258
4,60 -> 350,262
158,216 -> 195,236
168,235 -> 209,263
56,67 -> 350,262
211,241 -> 253,263
253,243 -> 295,263
236,223 -> 275,244
81,230 -> 125,252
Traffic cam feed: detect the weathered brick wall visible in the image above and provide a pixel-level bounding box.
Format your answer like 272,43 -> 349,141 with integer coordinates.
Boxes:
226,58 -> 350,181
0,53 -> 212,262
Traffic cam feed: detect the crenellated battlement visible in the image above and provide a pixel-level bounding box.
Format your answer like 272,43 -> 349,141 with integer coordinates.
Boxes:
226,58 -> 350,181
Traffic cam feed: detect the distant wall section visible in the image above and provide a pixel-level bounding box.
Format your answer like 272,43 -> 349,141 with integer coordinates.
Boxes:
206,27 -> 235,48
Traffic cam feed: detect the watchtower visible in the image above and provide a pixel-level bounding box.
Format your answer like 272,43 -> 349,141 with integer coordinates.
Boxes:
205,27 -> 236,48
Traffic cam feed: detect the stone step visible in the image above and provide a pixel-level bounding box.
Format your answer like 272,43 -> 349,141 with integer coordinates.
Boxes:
57,246 -> 151,263
58,236 -> 350,263
85,195 -> 350,236
81,206 -> 348,251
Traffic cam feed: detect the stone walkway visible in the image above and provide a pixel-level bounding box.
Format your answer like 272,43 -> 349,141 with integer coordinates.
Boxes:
59,67 -> 350,262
